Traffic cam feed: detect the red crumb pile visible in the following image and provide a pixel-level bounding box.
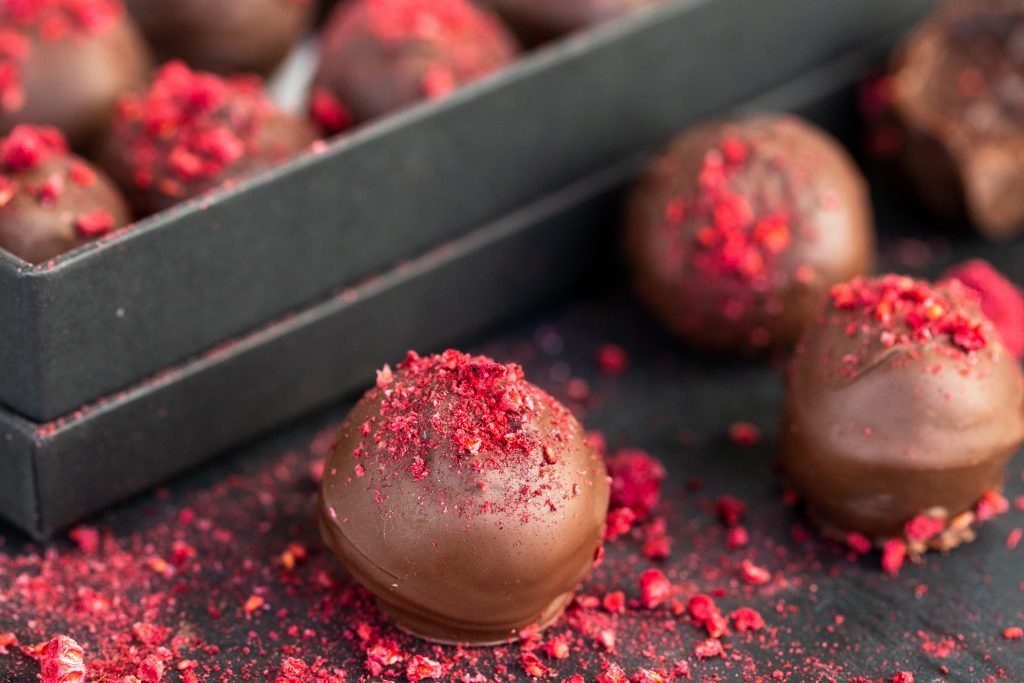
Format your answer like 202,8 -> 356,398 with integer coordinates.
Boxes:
828,274 -> 988,355
941,260 -> 1024,360
659,132 -> 798,313
0,125 -> 114,236
358,350 -> 557,483
111,61 -> 276,197
0,0 -> 122,112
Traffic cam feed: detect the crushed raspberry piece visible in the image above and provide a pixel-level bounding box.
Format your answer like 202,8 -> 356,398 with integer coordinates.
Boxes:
892,672 -> 915,683
976,490 -> 1009,522
242,594 -> 264,615
596,344 -> 629,376
1003,626 -> 1023,640
881,539 -> 907,576
726,526 -> 749,549
693,638 -> 724,659
941,260 -> 1024,359
739,559 -> 771,585
68,526 -> 100,553
606,448 -> 666,519
68,161 -> 97,187
728,421 -> 761,446
632,668 -> 666,683
730,607 -> 765,632
0,124 -> 64,171
638,569 -> 672,609
845,532 -> 873,554
602,591 -> 626,614
40,635 -> 85,683
74,209 -> 115,237
904,515 -> 946,543
715,495 -> 746,527
406,654 -> 442,681
1007,528 -> 1022,550
136,654 -> 164,683
309,87 -> 352,135
518,652 -> 547,677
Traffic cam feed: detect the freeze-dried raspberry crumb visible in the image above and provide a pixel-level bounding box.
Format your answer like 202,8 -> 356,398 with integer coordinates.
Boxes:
638,569 -> 672,609
632,668 -> 666,683
976,490 -> 1009,522
68,526 -> 100,553
596,660 -> 628,683
606,448 -> 666,520
40,635 -> 85,683
136,654 -> 164,682
739,559 -> 771,585
1003,626 -> 1023,640
904,514 -> 945,543
406,654 -> 442,681
881,539 -> 907,576
0,124 -> 65,171
728,422 -> 761,446
596,344 -> 629,375
845,531 -> 872,554
693,638 -> 724,659
309,87 -> 352,134
942,259 -> 1024,359
892,672 -> 915,683
604,506 -> 636,540
74,208 -> 115,236
715,495 -> 746,527
730,607 -> 765,632
519,652 -> 547,677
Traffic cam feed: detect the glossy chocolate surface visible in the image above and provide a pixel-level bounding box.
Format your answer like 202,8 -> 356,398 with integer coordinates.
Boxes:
0,126 -> 130,264
126,0 -> 317,76
890,0 -> 1024,238
782,275 -> 1024,549
319,350 -> 609,644
625,115 -> 875,355
310,0 -> 518,129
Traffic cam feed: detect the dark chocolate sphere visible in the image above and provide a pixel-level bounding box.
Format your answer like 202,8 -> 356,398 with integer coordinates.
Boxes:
309,0 -> 519,131
0,125 -> 130,264
319,350 -> 609,644
624,115 -> 875,355
125,0 -> 318,76
98,61 -> 317,217
782,274 -> 1024,557
0,0 -> 152,150
890,0 -> 1024,239
488,0 -> 659,44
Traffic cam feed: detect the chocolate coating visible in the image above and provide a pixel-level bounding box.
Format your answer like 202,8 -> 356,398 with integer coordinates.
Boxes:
890,0 -> 1024,238
782,275 -> 1024,553
310,0 -> 518,130
98,61 -> 317,216
488,0 -> 660,44
319,350 -> 609,644
624,115 -> 875,355
0,125 -> 130,264
125,0 -> 318,76
0,0 -> 152,150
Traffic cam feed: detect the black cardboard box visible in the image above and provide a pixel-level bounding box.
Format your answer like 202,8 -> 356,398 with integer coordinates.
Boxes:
0,0 -> 936,422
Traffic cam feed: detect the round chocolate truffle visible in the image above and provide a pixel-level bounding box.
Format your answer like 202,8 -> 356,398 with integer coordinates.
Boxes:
319,350 -> 609,644
0,125 -> 130,264
624,115 -> 875,355
0,0 -> 151,150
889,0 -> 1024,238
125,0 -> 318,76
309,0 -> 519,132
488,0 -> 660,45
782,274 -> 1024,559
98,61 -> 317,216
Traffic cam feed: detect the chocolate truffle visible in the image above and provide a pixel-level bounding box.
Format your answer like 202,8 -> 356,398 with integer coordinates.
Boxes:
0,0 -> 151,150
889,0 -> 1024,238
488,0 -> 659,44
319,350 -> 609,644
0,125 -> 130,264
309,0 -> 518,132
782,274 -> 1024,558
624,115 -> 875,355
125,0 -> 318,76
98,61 -> 317,216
